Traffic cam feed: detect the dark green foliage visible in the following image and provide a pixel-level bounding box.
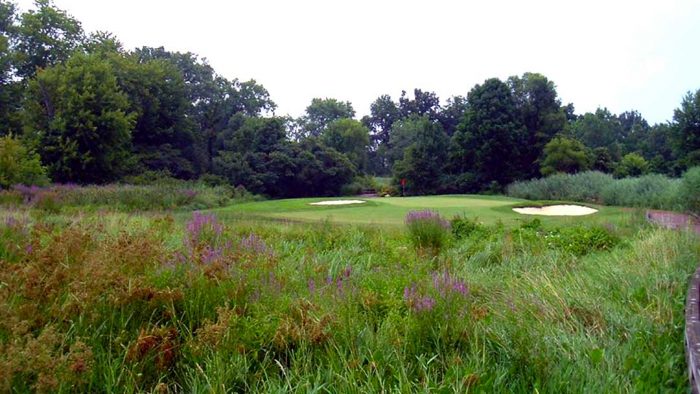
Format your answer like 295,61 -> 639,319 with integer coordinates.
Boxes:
540,136 -> 588,176
13,0 -> 84,79
508,73 -> 567,178
680,166 -> 700,215
24,52 -> 135,183
321,118 -> 370,171
449,78 -> 524,189
545,226 -> 619,256
672,89 -> 700,169
299,97 -> 355,137
392,117 -> 448,195
615,153 -> 649,178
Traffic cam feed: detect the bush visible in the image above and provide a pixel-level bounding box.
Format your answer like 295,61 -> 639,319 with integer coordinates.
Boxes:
405,210 -> 450,253
680,166 -> 700,215
0,135 -> 49,189
450,215 -> 487,239
546,226 -> 620,256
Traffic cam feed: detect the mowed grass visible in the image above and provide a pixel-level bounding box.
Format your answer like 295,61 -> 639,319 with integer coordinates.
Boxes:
215,194 -> 635,227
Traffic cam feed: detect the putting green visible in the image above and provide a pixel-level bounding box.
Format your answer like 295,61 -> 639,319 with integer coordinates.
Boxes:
214,195 -> 632,226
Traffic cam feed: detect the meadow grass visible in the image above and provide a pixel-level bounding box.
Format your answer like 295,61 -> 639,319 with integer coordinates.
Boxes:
1,198 -> 698,392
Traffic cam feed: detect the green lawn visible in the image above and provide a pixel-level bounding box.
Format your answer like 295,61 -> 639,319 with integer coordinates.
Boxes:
214,194 -> 636,227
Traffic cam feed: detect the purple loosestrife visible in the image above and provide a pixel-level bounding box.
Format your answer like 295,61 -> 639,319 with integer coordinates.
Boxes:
405,210 -> 450,252
239,233 -> 272,256
403,284 -> 437,313
432,271 -> 469,298
185,212 -> 223,250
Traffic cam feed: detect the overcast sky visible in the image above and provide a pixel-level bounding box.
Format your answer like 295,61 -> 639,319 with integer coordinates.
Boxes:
15,0 -> 700,124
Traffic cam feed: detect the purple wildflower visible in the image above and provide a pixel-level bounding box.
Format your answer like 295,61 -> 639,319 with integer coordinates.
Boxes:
239,233 -> 272,256
405,210 -> 450,229
308,278 -> 316,293
432,271 -> 469,298
185,212 -> 223,249
403,284 -> 437,313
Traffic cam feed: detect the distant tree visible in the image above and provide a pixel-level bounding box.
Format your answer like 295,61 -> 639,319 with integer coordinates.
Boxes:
569,108 -> 623,153
540,136 -> 588,176
508,72 -> 567,178
322,118 -> 370,172
615,152 -> 649,178
398,89 -> 441,121
640,123 -> 677,175
14,0 -> 84,79
671,89 -> 700,169
363,94 -> 401,175
24,53 -> 135,183
618,110 -> 650,153
438,95 -> 468,137
393,117 -> 448,195
589,147 -> 615,173
449,78 -> 524,188
299,98 -> 355,137
0,134 -> 48,187
386,116 -> 427,167
0,0 -> 21,135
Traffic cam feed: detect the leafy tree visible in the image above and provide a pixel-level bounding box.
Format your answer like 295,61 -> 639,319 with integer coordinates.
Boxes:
398,89 -> 441,121
363,94 -> 401,175
14,0 -> 84,79
569,108 -> 623,153
449,78 -> 524,188
671,89 -> 700,169
615,153 -> 649,178
508,72 -> 567,178
0,0 -> 21,135
393,117 -> 448,195
386,116 -> 427,168
618,110 -> 650,154
589,147 -> 615,173
438,95 -> 468,137
299,98 -> 355,137
0,134 -> 48,187
540,136 -> 588,176
639,123 -> 677,174
321,118 -> 370,172
24,53 -> 135,183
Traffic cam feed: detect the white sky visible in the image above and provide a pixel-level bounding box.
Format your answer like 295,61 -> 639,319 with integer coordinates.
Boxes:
15,0 -> 700,124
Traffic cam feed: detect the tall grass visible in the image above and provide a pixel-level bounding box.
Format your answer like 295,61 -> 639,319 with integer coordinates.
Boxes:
0,208 -> 697,392
0,182 -> 257,211
507,171 -> 686,210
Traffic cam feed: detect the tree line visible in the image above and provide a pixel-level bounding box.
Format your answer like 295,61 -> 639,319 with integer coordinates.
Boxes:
1,0 -> 699,196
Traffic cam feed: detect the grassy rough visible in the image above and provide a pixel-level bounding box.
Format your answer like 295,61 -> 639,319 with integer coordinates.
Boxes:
0,205 -> 697,392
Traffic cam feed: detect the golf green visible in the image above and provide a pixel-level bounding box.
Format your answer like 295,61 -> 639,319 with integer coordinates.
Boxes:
214,195 -> 633,226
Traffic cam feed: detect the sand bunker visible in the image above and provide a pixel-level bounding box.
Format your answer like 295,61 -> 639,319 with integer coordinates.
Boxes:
513,205 -> 598,216
309,200 -> 367,206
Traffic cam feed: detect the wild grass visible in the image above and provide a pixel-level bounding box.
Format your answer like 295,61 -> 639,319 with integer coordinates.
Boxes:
0,182 -> 255,212
0,206 -> 697,392
507,171 -> 687,211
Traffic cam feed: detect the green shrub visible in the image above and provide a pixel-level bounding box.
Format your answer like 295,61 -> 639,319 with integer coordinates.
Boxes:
0,135 -> 49,188
546,226 -> 620,256
450,215 -> 488,239
405,210 -> 450,253
680,166 -> 700,215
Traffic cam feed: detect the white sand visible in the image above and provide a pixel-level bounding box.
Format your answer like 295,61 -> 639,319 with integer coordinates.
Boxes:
513,205 -> 598,216
309,200 -> 367,206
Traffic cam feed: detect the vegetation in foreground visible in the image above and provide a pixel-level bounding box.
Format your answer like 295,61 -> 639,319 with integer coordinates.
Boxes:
1,202 -> 698,392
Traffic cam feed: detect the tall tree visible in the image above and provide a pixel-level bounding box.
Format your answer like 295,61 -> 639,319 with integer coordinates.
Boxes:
398,89 -> 441,121
24,53 -> 134,183
299,98 -> 355,137
0,0 -> 20,134
540,136 -> 588,176
321,118 -> 370,172
14,0 -> 84,79
438,95 -> 468,137
672,89 -> 700,169
449,78 -> 524,188
393,117 -> 448,195
568,108 -> 623,153
507,72 -> 567,178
